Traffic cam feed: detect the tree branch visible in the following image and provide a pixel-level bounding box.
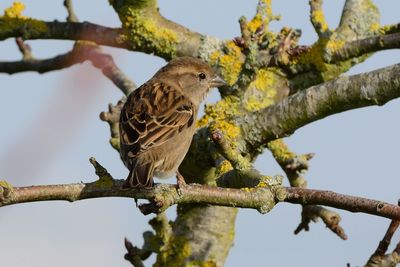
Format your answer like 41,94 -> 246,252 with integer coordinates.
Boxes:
15,37 -> 33,60
268,139 -> 347,240
1,179 -> 399,220
365,201 -> 400,267
244,63 -> 400,148
0,19 -> 129,49
0,11 -> 204,59
326,32 -> 400,63
309,0 -> 331,38
63,0 -> 78,23
285,188 -> 400,220
0,42 -> 136,95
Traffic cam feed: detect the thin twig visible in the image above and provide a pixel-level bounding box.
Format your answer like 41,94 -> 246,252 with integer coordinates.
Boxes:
0,43 -> 136,95
63,0 -> 79,23
15,38 -> 33,60
365,201 -> 400,266
268,139 -> 347,239
309,0 -> 331,37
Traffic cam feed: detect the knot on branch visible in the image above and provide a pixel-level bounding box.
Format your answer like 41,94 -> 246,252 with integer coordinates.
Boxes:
138,184 -> 178,215
0,180 -> 13,205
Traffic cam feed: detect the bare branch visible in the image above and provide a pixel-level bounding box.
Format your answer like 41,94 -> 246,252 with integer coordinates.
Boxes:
1,177 -> 400,220
0,43 -> 136,95
244,63 -> 400,148
326,32 -> 400,63
63,0 -> 79,23
285,188 -> 400,220
15,37 -> 33,60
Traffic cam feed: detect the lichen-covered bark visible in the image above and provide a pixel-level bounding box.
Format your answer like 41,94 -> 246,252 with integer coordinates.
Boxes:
140,0 -> 384,265
109,0 -> 203,59
244,63 -> 400,148
156,206 -> 237,267
1,0 -> 398,266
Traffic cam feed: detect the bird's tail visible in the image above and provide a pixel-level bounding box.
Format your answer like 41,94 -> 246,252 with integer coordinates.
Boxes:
122,161 -> 155,189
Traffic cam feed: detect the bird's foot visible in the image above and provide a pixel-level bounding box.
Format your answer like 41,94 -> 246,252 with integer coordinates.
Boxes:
176,171 -> 187,188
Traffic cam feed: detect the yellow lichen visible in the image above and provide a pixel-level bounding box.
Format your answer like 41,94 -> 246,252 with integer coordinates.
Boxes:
247,14 -> 263,33
210,120 -> 240,140
311,10 -> 328,32
0,180 -> 13,191
371,22 -> 386,35
4,2 -> 26,19
244,69 -> 277,112
267,139 -> 294,163
326,39 -> 345,52
93,176 -> 113,189
156,235 -> 192,267
119,6 -> 178,57
209,41 -> 243,85
256,181 -> 269,188
215,160 -> 233,177
197,96 -> 241,140
0,2 -> 48,37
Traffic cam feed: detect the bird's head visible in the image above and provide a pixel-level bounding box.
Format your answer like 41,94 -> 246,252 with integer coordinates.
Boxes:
154,57 -> 227,105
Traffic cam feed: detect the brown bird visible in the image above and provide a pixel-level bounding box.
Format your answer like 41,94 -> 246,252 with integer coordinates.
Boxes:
119,57 -> 227,188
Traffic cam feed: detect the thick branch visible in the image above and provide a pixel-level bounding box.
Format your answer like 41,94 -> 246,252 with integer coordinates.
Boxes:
0,19 -> 129,48
244,63 -> 400,148
0,43 -> 135,95
326,32 -> 400,63
1,181 -> 400,220
0,14 -> 203,59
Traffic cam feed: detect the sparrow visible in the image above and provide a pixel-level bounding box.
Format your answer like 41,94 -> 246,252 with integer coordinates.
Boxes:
119,57 -> 227,188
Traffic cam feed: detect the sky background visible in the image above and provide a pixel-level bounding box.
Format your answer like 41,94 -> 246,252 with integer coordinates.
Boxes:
0,1 -> 399,266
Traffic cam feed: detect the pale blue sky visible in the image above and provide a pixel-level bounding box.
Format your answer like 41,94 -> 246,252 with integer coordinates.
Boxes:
0,1 -> 399,266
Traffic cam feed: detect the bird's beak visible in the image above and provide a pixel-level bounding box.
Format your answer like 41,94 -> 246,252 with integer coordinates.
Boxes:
209,76 -> 227,88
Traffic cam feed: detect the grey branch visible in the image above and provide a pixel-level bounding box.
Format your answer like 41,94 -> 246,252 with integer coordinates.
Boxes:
244,63 -> 400,148
326,32 -> 400,63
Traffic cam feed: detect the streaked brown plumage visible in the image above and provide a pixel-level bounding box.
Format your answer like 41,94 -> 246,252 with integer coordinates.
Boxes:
119,57 -> 226,188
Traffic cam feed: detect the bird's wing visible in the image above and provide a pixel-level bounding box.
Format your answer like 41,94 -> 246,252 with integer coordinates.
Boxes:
120,81 -> 195,158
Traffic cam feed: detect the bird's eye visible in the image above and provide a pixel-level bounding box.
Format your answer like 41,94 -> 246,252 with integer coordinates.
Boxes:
198,72 -> 206,80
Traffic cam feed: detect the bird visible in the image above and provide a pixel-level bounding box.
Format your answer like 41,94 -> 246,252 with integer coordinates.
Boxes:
119,57 -> 227,188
